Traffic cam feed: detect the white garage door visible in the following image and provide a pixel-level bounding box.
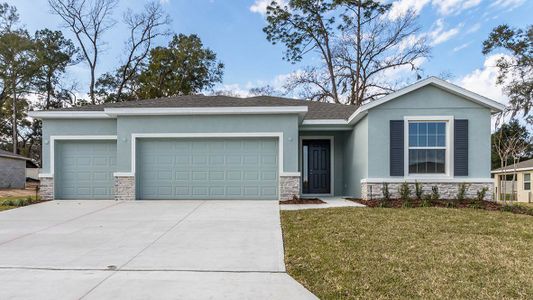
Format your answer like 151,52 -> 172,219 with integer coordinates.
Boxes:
136,138 -> 279,200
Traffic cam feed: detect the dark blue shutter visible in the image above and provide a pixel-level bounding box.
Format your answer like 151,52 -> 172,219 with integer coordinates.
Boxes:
454,119 -> 468,176
390,120 -> 404,176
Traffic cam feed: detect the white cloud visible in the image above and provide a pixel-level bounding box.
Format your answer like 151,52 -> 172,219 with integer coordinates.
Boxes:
250,0 -> 287,16
466,22 -> 481,34
490,0 -> 525,9
433,0 -> 482,15
159,0 -> 170,4
453,42 -> 471,52
457,54 -> 509,104
388,0 -> 430,20
387,0 -> 482,19
428,19 -> 461,46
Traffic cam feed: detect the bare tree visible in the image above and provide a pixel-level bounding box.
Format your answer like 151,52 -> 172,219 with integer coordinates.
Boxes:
264,0 -> 430,105
334,6 -> 429,106
48,0 -> 118,104
114,1 -> 170,101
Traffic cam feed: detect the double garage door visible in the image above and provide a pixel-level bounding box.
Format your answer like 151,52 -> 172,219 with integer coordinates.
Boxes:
54,138 -> 278,200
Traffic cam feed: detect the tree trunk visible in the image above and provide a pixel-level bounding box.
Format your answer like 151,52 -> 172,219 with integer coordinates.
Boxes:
89,65 -> 96,104
11,76 -> 17,154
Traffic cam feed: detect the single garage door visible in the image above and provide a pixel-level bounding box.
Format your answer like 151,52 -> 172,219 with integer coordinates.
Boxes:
55,140 -> 116,200
137,138 -> 278,200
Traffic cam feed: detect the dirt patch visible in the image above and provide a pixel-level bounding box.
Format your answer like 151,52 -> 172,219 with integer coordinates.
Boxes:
280,196 -> 326,205
0,182 -> 39,198
348,198 -> 533,216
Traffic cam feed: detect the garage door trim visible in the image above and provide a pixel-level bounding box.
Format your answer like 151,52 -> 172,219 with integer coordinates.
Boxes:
122,132 -> 294,177
45,135 -> 118,199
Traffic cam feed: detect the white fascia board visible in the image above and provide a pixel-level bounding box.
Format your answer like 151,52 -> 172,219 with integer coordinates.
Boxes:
28,111 -> 110,119
492,167 -> 533,174
301,119 -> 348,125
346,77 -> 506,125
104,106 -> 308,116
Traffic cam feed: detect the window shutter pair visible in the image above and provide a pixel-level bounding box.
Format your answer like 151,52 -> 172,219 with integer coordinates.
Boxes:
389,119 -> 468,176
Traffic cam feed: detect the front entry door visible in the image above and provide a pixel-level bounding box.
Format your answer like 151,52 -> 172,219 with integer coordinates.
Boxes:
302,140 -> 331,194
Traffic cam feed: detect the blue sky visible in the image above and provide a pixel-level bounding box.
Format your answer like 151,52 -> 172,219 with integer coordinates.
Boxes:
5,0 -> 532,103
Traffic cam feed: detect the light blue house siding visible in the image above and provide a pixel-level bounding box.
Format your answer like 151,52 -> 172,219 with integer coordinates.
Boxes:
344,115 -> 368,197
116,115 -> 299,174
366,85 -> 491,179
41,119 -> 117,174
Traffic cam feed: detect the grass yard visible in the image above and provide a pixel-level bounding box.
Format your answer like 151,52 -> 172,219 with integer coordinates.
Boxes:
281,207 -> 533,299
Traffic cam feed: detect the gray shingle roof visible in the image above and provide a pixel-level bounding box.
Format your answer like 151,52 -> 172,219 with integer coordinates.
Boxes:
51,95 -> 357,120
492,158 -> 533,172
0,149 -> 31,161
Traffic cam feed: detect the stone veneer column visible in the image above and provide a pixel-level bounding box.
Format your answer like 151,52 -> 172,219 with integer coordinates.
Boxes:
114,175 -> 135,201
279,175 -> 301,200
361,181 -> 494,201
39,176 -> 54,200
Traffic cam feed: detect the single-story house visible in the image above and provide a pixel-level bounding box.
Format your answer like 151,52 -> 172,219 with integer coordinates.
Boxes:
0,149 -> 32,189
29,77 -> 504,201
492,158 -> 533,203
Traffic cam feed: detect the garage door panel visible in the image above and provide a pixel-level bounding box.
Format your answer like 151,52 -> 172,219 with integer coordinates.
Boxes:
137,138 -> 278,200
55,140 -> 116,200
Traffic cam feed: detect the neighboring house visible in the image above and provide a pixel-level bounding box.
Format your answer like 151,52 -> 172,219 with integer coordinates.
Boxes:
25,160 -> 40,181
30,77 -> 504,201
0,149 -> 31,189
492,158 -> 533,203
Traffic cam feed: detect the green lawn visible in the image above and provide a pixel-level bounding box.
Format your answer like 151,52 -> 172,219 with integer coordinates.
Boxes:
0,195 -> 37,202
0,205 -> 16,212
281,207 -> 533,299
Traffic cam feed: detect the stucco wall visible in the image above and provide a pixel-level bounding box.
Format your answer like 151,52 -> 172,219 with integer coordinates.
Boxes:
344,115 -> 368,197
41,118 -> 117,173
0,157 -> 26,188
116,115 -> 300,174
367,85 -> 492,179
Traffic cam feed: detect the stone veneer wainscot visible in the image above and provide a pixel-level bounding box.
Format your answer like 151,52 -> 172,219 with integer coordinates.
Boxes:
279,175 -> 300,200
361,181 -> 494,201
114,175 -> 135,201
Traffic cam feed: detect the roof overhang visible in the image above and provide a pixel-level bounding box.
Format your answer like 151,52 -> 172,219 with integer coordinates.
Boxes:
345,77 -> 505,125
491,167 -> 533,174
29,106 -> 309,122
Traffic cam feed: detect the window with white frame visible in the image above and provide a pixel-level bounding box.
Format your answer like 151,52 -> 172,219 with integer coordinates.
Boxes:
408,121 -> 447,174
524,173 -> 531,190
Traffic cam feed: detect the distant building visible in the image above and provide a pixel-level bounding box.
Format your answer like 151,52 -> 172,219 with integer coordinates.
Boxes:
0,149 -> 32,189
492,158 -> 533,203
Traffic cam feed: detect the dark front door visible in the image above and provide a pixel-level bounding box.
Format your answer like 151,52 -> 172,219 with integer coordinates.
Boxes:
302,140 -> 331,194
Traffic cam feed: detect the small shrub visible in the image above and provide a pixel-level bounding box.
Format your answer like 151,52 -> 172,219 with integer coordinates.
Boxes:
15,199 -> 28,207
399,182 -> 411,202
414,181 -> 423,200
382,183 -> 390,201
26,196 -> 33,203
2,199 -> 14,206
476,187 -> 488,202
456,183 -> 468,201
421,194 -> 432,207
431,186 -> 440,201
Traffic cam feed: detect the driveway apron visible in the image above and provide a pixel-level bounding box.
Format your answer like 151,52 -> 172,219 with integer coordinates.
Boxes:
0,200 -> 316,300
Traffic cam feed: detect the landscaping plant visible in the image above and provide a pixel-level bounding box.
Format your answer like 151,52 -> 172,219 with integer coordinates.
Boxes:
431,185 -> 440,201
456,183 -> 468,201
414,181 -> 423,200
399,182 -> 411,207
382,183 -> 390,201
476,187 -> 488,202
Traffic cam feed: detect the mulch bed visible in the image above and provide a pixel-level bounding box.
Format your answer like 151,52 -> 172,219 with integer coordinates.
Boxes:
280,196 -> 326,205
348,198 -> 533,216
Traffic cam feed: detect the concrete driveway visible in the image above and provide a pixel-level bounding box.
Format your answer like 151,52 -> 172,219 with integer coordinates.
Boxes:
0,200 -> 316,300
